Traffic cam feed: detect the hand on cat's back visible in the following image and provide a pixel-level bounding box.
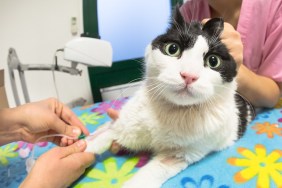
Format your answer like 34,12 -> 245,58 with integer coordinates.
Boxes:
202,18 -> 243,70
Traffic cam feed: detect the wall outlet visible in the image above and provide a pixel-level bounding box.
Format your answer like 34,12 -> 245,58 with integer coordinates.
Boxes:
71,17 -> 78,35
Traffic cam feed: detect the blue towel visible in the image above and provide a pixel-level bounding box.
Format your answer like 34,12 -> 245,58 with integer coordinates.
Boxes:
0,97 -> 281,188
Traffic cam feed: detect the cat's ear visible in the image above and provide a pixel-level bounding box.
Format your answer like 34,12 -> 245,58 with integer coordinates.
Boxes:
170,4 -> 185,28
202,18 -> 224,37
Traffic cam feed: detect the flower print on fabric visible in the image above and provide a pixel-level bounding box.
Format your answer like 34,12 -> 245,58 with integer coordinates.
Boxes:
16,141 -> 48,158
91,98 -> 128,115
180,175 -> 229,188
0,144 -> 18,166
228,144 -> 282,188
78,112 -> 104,126
252,122 -> 282,138
75,157 -> 138,188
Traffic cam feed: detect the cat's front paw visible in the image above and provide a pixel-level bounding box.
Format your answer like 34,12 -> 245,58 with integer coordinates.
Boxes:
84,123 -> 114,154
122,179 -> 161,188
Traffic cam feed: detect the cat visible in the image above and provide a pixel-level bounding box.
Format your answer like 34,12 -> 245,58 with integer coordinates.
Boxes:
85,6 -> 254,188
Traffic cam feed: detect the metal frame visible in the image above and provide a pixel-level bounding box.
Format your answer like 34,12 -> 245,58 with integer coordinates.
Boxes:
7,48 -> 82,106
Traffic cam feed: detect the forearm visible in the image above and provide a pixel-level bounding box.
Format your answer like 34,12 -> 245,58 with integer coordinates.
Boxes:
0,108 -> 23,146
20,176 -> 52,188
237,65 -> 281,108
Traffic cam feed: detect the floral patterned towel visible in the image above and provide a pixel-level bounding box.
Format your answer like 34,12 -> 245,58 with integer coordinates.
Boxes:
1,97 -> 282,188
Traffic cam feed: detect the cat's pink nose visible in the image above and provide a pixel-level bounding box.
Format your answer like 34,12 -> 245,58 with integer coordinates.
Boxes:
180,72 -> 198,85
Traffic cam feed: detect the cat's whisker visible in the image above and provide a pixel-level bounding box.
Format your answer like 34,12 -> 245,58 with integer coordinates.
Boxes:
133,58 -> 144,64
146,82 -> 167,102
145,81 -> 163,93
148,83 -> 165,100
150,87 -> 165,102
147,83 -> 164,93
110,77 -> 143,108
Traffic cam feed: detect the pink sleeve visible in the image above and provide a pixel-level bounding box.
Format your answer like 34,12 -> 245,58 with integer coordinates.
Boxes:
180,0 -> 210,22
257,6 -> 282,82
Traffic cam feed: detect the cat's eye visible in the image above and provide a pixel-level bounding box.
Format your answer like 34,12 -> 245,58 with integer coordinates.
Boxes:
205,55 -> 222,69
164,43 -> 181,57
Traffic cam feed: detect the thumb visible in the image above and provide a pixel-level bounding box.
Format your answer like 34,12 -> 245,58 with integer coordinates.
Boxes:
107,108 -> 119,120
59,140 -> 87,157
201,18 -> 210,24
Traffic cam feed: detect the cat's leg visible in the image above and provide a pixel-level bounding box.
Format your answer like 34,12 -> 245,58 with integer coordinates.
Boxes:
122,155 -> 188,188
84,122 -> 116,154
84,121 -> 152,154
216,133 -> 238,151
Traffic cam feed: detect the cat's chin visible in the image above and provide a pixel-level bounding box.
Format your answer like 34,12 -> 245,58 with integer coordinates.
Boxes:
164,90 -> 207,106
168,97 -> 203,106
160,86 -> 205,105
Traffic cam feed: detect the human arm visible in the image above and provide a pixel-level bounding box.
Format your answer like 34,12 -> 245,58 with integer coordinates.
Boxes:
237,65 -> 281,108
0,98 -> 89,146
20,139 -> 95,188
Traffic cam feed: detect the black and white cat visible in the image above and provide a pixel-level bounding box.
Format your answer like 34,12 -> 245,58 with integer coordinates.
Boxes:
85,6 -> 254,188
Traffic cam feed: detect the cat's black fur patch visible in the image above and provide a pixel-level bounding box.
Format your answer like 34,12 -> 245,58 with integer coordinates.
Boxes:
152,21 -> 201,56
235,94 -> 255,138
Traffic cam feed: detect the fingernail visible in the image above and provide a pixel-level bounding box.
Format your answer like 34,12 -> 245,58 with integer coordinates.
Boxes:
76,140 -> 85,148
111,142 -> 121,154
73,128 -> 81,137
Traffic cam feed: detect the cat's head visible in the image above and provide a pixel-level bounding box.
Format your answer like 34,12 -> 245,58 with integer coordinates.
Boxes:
144,6 -> 237,106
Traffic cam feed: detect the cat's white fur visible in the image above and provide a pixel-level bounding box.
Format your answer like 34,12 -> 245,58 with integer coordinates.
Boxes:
85,36 -> 239,188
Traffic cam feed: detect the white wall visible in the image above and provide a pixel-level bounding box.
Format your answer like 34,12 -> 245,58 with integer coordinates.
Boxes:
0,0 -> 93,107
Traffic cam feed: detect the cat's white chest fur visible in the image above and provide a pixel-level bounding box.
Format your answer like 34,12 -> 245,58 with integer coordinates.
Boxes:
112,85 -> 239,157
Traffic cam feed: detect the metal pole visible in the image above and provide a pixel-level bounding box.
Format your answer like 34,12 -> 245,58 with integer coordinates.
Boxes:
7,48 -> 82,106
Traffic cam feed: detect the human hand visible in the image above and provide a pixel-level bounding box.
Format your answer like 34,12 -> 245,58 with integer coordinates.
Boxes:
107,108 -> 119,120
15,98 -> 89,146
202,19 -> 243,69
20,140 -> 95,188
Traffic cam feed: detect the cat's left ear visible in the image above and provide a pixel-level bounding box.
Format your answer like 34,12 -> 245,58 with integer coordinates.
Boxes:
170,4 -> 186,28
202,18 -> 224,37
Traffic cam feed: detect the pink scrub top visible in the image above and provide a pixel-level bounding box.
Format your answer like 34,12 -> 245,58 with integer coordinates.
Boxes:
181,0 -> 282,82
